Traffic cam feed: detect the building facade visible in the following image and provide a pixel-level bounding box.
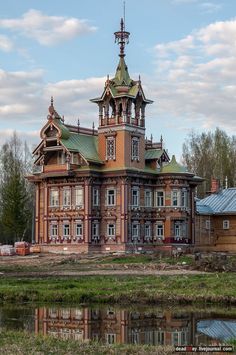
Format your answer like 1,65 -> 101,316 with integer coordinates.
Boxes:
28,19 -> 201,253
195,187 -> 236,252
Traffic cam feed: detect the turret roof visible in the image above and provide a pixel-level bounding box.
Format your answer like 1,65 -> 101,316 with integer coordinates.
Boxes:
160,155 -> 190,174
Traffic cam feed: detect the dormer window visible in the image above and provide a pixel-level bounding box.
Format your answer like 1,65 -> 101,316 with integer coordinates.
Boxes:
106,137 -> 116,160
131,137 -> 139,161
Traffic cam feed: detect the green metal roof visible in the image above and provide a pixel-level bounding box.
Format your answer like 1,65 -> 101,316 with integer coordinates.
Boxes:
61,132 -> 102,164
91,57 -> 152,104
53,119 -> 70,139
160,155 -> 189,174
145,149 -> 164,160
112,57 -> 132,86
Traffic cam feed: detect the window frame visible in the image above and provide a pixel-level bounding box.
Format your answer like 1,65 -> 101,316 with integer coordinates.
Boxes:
106,136 -> 116,160
131,137 -> 139,161
144,223 -> 151,241
50,189 -> 59,207
93,187 -> 99,207
223,220 -> 230,230
75,222 -> 83,237
145,189 -> 152,207
92,222 -> 99,237
107,223 -> 116,237
75,186 -> 83,207
181,189 -> 188,207
131,222 -> 140,241
156,223 -> 164,237
50,223 -> 58,237
63,223 -> 70,237
131,187 -> 139,207
107,188 -> 116,206
63,188 -> 71,207
172,190 -> 178,207
156,190 -> 165,207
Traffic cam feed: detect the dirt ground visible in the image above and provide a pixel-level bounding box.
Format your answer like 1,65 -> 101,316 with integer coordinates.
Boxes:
0,253 -> 207,277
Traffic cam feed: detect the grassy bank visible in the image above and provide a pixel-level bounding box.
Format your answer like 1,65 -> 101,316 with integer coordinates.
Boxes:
0,330 -> 173,355
0,273 -> 236,304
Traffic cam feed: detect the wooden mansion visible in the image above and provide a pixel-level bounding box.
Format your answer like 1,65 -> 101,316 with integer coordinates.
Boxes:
28,19 -> 202,253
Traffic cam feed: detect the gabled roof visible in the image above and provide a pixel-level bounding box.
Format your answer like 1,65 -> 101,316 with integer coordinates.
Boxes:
35,112 -> 103,165
145,149 -> 164,160
196,188 -> 236,215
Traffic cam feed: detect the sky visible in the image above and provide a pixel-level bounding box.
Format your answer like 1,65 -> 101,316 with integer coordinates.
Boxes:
0,0 -> 236,161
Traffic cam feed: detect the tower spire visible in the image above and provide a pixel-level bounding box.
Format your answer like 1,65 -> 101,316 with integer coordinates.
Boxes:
114,16 -> 130,57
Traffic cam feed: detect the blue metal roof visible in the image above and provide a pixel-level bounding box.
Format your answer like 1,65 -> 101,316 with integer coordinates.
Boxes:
197,320 -> 236,341
196,188 -> 236,215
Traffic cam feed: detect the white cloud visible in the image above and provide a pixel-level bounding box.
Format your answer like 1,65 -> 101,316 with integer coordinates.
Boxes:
0,34 -> 13,52
0,66 -> 106,146
200,2 -> 222,13
0,9 -> 97,46
172,0 -> 222,14
152,18 -> 236,133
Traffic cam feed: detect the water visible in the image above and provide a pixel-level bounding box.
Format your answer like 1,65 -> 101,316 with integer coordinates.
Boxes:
0,304 -> 236,346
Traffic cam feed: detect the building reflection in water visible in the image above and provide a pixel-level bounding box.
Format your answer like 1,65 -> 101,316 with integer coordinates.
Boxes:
1,305 -> 236,346
34,307 -> 197,346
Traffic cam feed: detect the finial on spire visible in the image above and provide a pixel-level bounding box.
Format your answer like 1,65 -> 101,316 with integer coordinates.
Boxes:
114,11 -> 130,57
48,96 -> 55,116
77,118 -> 80,133
61,115 -> 65,123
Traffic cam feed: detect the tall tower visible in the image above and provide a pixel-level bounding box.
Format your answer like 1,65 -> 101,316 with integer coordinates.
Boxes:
91,18 -> 152,169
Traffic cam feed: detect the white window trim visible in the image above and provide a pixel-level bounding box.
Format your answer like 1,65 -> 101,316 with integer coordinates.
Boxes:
156,190 -> 165,207
50,189 -> 59,207
144,223 -> 151,240
74,222 -> 83,237
172,190 -> 180,207
75,186 -> 84,207
106,188 -> 116,206
145,189 -> 152,207
223,220 -> 230,230
181,189 -> 188,208
156,222 -> 164,238
50,223 -> 58,237
131,187 -> 140,208
174,221 -> 187,239
63,188 -> 71,207
107,223 -> 116,238
63,223 -> 70,237
131,222 -> 140,241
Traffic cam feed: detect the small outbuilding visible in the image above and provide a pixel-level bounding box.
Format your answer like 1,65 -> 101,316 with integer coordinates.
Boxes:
195,188 -> 236,252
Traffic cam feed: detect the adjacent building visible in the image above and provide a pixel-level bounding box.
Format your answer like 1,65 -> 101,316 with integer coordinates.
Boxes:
28,19 -> 202,253
195,186 -> 236,252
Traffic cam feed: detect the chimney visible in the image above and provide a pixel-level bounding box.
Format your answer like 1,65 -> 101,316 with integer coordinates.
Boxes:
211,178 -> 220,194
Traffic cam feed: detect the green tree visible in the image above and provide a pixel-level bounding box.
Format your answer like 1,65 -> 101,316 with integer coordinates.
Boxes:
0,133 -> 33,244
182,128 -> 236,197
